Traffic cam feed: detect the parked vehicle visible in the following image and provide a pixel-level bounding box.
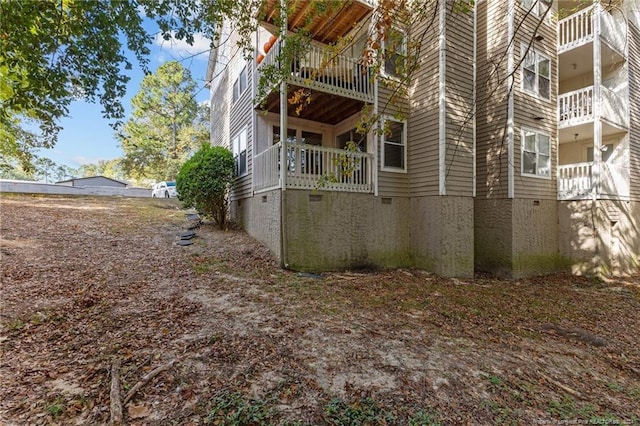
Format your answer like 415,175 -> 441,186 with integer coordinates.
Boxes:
151,181 -> 177,198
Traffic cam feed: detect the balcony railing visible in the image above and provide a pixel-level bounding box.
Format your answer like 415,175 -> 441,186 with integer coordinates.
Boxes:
558,6 -> 593,53
558,86 -> 593,126
253,142 -> 374,193
558,4 -> 626,54
558,162 -> 593,199
558,162 -> 630,200
558,85 -> 627,128
257,38 -> 374,103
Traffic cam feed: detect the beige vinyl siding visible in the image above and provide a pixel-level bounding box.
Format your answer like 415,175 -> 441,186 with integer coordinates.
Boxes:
407,1 -> 440,197
512,2 -> 557,199
629,19 -> 640,201
229,60 -> 254,200
378,78 -> 410,197
475,0 -> 510,199
444,3 -> 475,197
211,73 -> 230,149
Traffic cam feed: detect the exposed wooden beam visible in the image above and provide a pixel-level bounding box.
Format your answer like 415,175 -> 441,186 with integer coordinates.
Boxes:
290,1 -> 313,30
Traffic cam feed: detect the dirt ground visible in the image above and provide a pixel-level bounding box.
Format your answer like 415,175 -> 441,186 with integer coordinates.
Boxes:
1,194 -> 639,425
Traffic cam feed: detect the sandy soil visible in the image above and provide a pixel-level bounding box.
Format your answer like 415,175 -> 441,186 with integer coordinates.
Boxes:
1,194 -> 639,425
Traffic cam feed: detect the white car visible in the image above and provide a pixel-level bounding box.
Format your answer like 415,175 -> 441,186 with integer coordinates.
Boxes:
152,181 -> 178,198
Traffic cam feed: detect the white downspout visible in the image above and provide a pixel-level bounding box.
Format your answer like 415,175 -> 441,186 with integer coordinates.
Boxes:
507,0 -> 515,199
438,0 -> 447,196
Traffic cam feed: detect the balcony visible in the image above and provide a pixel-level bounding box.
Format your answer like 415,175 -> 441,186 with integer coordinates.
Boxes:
254,142 -> 374,193
558,85 -> 627,129
258,0 -> 375,45
256,37 -> 373,124
558,3 -> 626,54
558,162 -> 630,200
258,37 -> 373,103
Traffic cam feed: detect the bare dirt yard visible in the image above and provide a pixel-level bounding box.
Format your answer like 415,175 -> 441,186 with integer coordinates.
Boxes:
1,194 -> 639,425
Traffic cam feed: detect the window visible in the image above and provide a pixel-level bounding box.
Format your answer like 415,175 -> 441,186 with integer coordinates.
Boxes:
232,128 -> 248,176
382,118 -> 406,171
522,47 -> 550,100
232,65 -> 247,103
383,28 -> 407,78
273,126 -> 326,173
337,128 -> 368,152
521,0 -> 552,18
522,129 -> 551,178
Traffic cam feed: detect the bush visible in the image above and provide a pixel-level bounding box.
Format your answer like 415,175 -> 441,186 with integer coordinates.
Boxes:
177,144 -> 235,228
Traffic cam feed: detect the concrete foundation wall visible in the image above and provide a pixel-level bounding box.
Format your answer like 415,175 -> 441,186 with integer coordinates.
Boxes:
474,199 -> 513,275
283,191 -> 412,272
231,189 -> 282,261
559,200 -> 640,276
475,198 -> 567,278
410,196 -> 474,277
511,198 -> 567,278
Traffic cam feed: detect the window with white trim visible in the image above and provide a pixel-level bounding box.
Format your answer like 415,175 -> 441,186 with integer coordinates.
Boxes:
521,0 -> 552,19
382,118 -> 406,171
383,28 -> 407,79
522,46 -> 550,100
232,65 -> 247,103
521,128 -> 551,178
232,128 -> 248,176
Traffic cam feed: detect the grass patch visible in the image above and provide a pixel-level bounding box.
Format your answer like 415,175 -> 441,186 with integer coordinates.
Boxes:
46,398 -> 65,418
324,397 -> 395,425
205,391 -> 273,425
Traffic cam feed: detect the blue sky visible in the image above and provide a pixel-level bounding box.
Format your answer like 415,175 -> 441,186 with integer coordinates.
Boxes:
40,26 -> 211,169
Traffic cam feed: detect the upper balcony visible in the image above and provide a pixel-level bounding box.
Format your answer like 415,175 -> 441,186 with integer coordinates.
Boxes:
558,3 -> 627,55
256,37 -> 373,124
258,0 -> 375,45
558,85 -> 628,130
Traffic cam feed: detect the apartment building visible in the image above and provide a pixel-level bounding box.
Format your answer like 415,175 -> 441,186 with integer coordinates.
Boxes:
207,0 -> 639,278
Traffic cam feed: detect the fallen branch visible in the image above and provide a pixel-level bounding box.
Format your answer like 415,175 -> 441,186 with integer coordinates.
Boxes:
540,373 -> 581,397
124,359 -> 176,404
110,358 -> 123,425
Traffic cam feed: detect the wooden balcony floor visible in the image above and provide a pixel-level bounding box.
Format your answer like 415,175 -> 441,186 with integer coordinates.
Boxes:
259,85 -> 365,124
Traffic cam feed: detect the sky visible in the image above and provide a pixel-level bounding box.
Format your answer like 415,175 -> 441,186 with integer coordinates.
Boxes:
39,25 -> 212,169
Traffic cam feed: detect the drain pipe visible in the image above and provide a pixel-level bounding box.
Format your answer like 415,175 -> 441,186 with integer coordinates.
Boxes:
279,0 -> 289,269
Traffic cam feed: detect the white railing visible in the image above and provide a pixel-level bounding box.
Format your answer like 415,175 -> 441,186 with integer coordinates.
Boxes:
558,86 -> 594,126
257,38 -> 373,103
558,6 -> 593,52
558,162 -> 593,199
558,162 -> 630,200
254,142 -> 281,192
601,85 -> 628,127
558,4 -> 626,54
253,142 -> 374,193
284,143 -> 373,192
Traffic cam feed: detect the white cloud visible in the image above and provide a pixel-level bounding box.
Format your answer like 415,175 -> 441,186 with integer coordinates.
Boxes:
154,32 -> 211,61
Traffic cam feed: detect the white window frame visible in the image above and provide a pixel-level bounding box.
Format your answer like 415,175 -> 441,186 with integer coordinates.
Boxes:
381,116 -> 407,173
521,127 -> 551,179
381,27 -> 407,80
521,45 -> 551,101
232,127 -> 248,177
232,64 -> 247,103
521,0 -> 552,21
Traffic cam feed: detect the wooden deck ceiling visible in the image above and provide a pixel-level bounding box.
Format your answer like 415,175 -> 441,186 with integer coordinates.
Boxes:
259,86 -> 365,124
259,0 -> 373,44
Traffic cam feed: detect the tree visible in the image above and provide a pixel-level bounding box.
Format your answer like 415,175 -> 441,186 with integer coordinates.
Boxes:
119,61 -> 208,181
35,157 -> 57,183
0,1 -> 150,168
176,145 -> 235,229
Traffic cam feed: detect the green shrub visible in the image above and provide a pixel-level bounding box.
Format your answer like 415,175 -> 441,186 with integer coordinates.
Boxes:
177,144 -> 235,228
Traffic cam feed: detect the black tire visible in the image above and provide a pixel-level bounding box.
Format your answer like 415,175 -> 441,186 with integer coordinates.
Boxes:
165,191 -> 170,198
